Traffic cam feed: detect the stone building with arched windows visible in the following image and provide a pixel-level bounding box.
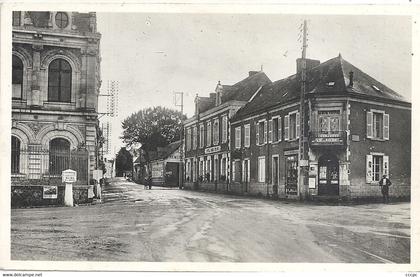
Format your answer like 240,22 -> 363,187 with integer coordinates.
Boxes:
11,11 -> 101,206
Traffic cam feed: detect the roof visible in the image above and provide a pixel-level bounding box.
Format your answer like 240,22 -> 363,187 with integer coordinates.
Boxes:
150,140 -> 182,162
233,55 -> 409,120
195,71 -> 271,114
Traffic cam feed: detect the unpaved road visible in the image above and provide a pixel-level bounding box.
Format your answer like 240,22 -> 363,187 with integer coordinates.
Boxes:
11,178 -> 410,262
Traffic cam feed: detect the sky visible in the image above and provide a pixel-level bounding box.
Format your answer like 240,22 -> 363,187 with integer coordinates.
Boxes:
96,13 -> 412,157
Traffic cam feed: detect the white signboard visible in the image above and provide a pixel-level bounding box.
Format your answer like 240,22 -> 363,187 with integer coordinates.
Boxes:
93,170 -> 103,181
205,145 -> 221,154
309,177 -> 316,189
62,169 -> 77,183
43,185 -> 58,199
152,163 -> 163,178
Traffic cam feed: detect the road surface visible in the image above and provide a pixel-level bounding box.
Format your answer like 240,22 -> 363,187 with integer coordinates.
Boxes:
11,178 -> 410,263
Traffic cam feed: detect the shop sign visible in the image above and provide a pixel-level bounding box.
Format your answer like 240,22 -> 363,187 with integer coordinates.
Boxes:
309,177 -> 316,189
311,137 -> 344,145
205,145 -> 221,154
43,185 -> 58,199
62,169 -> 77,183
93,170 -> 103,181
152,163 -> 163,178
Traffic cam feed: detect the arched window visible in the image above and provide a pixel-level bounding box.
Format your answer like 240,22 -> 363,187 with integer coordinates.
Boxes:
48,59 -> 72,103
11,136 -> 21,174
12,55 -> 23,99
49,138 -> 70,175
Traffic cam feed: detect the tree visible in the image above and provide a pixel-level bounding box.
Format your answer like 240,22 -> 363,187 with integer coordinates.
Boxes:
121,106 -> 186,158
115,147 -> 133,177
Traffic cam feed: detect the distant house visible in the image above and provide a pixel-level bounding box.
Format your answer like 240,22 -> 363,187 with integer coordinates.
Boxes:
146,141 -> 182,187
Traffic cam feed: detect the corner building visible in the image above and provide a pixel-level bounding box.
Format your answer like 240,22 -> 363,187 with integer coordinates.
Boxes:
230,55 -> 411,201
183,71 -> 271,192
11,11 -> 101,206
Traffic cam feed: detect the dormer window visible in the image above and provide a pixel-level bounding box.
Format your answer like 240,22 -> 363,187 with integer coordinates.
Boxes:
55,12 -> 69,28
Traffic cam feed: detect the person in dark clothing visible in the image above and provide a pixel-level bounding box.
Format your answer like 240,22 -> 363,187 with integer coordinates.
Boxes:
379,174 -> 392,203
148,174 -> 152,190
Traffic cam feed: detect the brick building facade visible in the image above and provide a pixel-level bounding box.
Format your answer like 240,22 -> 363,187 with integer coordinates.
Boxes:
229,55 -> 410,201
183,71 -> 271,191
11,11 -> 101,206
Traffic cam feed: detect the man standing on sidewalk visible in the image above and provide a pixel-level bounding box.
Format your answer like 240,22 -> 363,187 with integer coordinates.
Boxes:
379,174 -> 392,203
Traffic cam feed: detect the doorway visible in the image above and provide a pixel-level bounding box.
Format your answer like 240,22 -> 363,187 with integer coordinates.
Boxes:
272,156 -> 279,196
318,154 -> 339,196
285,155 -> 298,195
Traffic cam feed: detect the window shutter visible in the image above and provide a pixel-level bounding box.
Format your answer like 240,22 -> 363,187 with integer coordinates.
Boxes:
383,155 -> 389,177
296,112 -> 300,140
264,121 -> 268,143
256,123 -> 260,145
268,119 -> 273,143
278,117 -> 282,142
383,113 -> 389,140
284,115 -> 289,141
247,160 -> 250,182
366,154 -> 373,183
366,111 -> 373,138
232,162 -> 235,182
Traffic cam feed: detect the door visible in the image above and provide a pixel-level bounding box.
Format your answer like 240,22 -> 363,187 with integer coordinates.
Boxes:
318,154 -> 339,196
285,155 -> 298,195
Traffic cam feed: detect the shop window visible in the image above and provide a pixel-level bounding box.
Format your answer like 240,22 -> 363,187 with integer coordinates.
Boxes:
49,138 -> 70,176
244,124 -> 250,147
12,55 -> 23,99
235,126 -> 241,149
12,11 -> 21,26
11,136 -> 20,174
55,12 -> 69,28
48,59 -> 72,103
366,110 -> 389,140
213,119 -> 219,145
258,156 -> 265,183
366,154 -> 389,183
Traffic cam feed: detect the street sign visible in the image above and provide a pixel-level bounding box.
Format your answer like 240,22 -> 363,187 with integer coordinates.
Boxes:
43,185 -> 58,199
62,169 -> 77,183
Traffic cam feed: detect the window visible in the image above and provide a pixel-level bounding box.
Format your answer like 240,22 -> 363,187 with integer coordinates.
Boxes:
49,138 -> 70,175
48,59 -> 72,102
256,120 -> 267,145
258,156 -> 265,183
318,110 -> 340,134
271,117 -> 281,142
232,160 -> 241,182
11,136 -> 20,174
366,110 -> 389,140
222,116 -> 228,143
185,128 -> 191,151
235,127 -> 241,149
12,55 -> 23,99
199,124 -> 204,148
192,126 -> 197,150
284,111 -> 300,141
244,124 -> 250,147
206,121 -> 212,147
55,12 -> 69,28
366,154 -> 389,183
12,11 -> 21,26
213,119 -> 219,145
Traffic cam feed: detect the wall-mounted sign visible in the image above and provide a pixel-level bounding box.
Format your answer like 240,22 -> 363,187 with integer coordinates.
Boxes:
43,185 -> 58,199
93,170 -> 103,181
351,135 -> 360,142
309,177 -> 316,189
311,137 -> 344,145
205,145 -> 221,154
152,162 -> 163,178
62,169 -> 77,183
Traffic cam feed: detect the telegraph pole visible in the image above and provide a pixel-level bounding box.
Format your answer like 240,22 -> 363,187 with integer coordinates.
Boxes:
174,92 -> 184,189
298,20 -> 309,199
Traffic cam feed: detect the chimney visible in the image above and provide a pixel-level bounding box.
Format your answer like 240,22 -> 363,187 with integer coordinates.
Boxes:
215,81 -> 223,106
296,58 -> 320,74
249,71 -> 259,77
348,71 -> 354,88
194,94 -> 199,115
